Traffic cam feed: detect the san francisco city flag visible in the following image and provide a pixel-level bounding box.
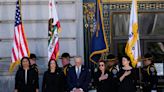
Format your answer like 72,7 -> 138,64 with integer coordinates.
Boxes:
48,0 -> 61,61
125,0 -> 141,67
89,0 -> 109,63
9,0 -> 30,72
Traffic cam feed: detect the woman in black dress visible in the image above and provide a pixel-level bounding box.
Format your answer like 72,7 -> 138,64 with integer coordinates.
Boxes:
42,59 -> 65,92
94,60 -> 109,92
15,57 -> 39,92
118,55 -> 137,92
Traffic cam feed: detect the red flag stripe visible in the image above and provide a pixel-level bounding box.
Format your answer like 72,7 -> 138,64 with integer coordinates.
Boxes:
18,25 -> 24,58
20,24 -> 29,55
14,34 -> 19,54
14,27 -> 20,50
50,41 -> 59,60
12,48 -> 17,62
19,25 -> 27,56
13,39 -> 19,59
13,27 -> 20,59
56,21 -> 61,29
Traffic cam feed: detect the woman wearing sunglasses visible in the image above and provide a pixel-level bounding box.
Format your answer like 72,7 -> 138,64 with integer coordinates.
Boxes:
94,60 -> 109,92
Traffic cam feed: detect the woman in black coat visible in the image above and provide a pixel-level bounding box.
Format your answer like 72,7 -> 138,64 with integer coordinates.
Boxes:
42,59 -> 65,92
15,57 -> 39,92
94,60 -> 109,92
118,55 -> 137,92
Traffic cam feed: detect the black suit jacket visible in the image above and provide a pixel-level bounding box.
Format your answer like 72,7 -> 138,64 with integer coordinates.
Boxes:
15,68 -> 39,92
67,65 -> 91,92
42,68 -> 65,92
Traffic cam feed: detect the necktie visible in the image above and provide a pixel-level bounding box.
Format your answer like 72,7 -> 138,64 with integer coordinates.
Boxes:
77,67 -> 80,78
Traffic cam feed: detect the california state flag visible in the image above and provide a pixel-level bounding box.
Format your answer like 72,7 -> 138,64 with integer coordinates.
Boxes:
48,0 -> 61,61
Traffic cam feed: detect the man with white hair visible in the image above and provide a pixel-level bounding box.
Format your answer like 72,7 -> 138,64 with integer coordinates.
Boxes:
67,56 -> 91,92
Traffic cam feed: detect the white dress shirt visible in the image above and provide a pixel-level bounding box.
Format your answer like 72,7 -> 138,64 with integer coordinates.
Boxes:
25,69 -> 27,84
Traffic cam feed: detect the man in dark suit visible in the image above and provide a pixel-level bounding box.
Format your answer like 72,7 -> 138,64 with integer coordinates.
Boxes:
141,53 -> 158,92
67,56 -> 91,92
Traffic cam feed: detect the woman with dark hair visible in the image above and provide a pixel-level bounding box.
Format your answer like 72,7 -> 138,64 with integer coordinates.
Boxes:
15,57 -> 39,92
118,55 -> 137,92
94,60 -> 109,92
42,59 -> 65,92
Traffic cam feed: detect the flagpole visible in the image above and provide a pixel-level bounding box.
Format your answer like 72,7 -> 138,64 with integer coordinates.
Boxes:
139,66 -> 142,92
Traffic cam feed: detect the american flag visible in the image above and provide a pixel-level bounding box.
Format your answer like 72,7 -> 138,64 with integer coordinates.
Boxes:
9,0 -> 30,72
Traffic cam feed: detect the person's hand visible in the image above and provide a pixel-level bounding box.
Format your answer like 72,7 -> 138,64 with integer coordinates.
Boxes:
74,88 -> 83,92
151,90 -> 157,92
78,88 -> 84,92
36,89 -> 39,92
74,89 -> 79,92
72,88 -> 77,92
123,71 -> 131,77
99,73 -> 108,81
14,89 -> 18,92
72,88 -> 81,92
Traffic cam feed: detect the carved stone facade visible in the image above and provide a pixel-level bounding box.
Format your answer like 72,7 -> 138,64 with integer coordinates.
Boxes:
83,0 -> 164,62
